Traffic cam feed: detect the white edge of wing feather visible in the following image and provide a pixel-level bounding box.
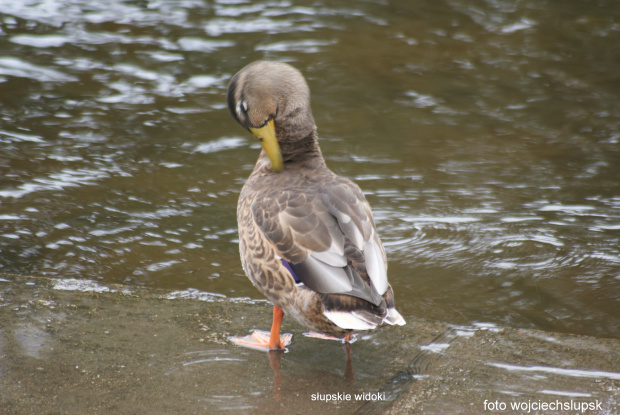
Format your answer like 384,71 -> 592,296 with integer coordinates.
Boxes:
364,240 -> 388,294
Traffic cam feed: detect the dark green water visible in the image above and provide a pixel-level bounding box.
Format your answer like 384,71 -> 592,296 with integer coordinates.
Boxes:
1,0 -> 619,340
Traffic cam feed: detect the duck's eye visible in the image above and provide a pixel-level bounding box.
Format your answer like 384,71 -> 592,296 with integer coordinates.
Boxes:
236,99 -> 249,118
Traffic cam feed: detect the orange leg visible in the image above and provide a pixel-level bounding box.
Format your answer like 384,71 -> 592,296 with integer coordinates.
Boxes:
229,305 -> 292,351
268,305 -> 285,349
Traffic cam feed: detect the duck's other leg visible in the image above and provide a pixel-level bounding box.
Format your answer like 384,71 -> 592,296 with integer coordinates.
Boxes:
229,305 -> 292,351
303,332 -> 357,343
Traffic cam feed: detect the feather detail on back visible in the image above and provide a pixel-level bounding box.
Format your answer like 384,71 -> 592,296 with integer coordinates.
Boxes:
250,170 -> 387,304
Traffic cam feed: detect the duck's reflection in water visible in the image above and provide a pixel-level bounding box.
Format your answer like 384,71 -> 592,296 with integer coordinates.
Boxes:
267,342 -> 355,399
342,342 -> 355,385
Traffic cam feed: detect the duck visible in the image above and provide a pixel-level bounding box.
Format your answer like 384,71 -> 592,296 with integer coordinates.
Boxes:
227,61 -> 405,351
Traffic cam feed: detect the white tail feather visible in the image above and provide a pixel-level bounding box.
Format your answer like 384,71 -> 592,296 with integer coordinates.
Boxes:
323,310 -> 377,330
324,308 -> 406,331
386,308 -> 406,326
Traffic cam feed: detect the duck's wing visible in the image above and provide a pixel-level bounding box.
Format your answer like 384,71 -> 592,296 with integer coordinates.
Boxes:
252,176 -> 388,306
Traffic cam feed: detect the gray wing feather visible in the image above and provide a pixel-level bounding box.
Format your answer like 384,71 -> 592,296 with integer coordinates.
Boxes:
290,255 -> 352,293
311,248 -> 347,267
291,255 -> 383,306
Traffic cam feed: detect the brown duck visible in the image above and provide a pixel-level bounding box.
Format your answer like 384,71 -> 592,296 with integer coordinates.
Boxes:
227,61 -> 405,351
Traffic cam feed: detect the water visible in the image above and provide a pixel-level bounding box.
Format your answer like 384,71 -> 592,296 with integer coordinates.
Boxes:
1,0 -> 619,344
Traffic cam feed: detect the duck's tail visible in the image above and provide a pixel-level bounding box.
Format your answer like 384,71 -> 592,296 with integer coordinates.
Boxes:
385,307 -> 406,326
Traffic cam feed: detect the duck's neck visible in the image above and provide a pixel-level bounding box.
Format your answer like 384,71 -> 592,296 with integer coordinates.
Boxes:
280,130 -> 324,165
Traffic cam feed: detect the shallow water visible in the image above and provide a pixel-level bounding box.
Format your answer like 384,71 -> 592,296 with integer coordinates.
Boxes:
2,275 -> 619,414
1,0 -> 619,340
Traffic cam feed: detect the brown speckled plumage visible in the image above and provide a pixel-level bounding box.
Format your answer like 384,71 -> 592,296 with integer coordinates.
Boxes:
229,61 -> 405,339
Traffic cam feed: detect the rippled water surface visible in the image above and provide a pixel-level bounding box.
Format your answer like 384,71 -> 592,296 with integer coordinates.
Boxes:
1,0 -> 619,339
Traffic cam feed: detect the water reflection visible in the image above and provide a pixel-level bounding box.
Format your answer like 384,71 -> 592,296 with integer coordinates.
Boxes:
0,0 -> 619,341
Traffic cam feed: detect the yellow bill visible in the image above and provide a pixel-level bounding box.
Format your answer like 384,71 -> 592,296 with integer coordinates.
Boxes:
249,119 -> 283,172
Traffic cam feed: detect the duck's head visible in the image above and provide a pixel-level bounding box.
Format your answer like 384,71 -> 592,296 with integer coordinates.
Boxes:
227,61 -> 316,172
